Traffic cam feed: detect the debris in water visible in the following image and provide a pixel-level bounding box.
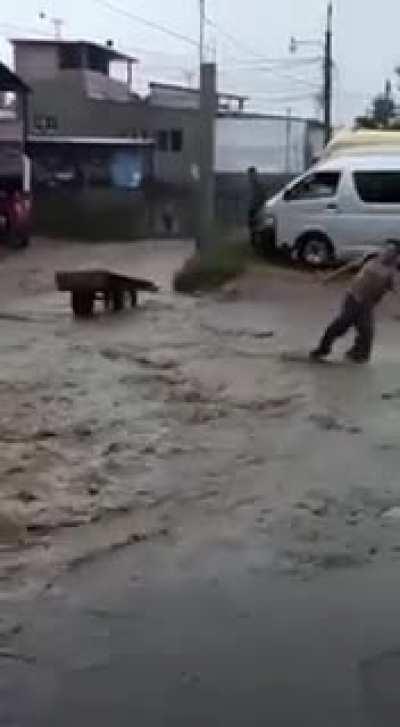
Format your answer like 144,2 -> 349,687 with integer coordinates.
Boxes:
296,500 -> 329,517
17,490 -> 38,504
382,389 -> 400,401
0,511 -> 28,544
309,413 -> 362,434
381,507 -> 400,522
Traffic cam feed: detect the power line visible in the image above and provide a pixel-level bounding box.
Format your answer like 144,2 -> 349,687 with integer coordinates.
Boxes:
205,16 -> 264,61
91,0 -> 198,48
249,90 -> 316,100
223,58 -> 322,71
226,58 -> 321,69
112,40 -> 197,70
205,15 -> 321,89
220,66 -> 320,89
0,21 -> 54,39
90,0 -> 320,98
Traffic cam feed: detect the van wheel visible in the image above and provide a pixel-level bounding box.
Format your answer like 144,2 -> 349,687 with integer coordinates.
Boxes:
298,234 -> 334,268
112,290 -> 124,312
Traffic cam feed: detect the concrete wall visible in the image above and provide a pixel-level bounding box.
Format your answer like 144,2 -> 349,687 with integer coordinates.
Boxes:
148,86 -> 199,110
0,118 -> 23,142
33,173 -> 292,240
28,72 -> 87,135
306,122 -> 325,164
216,172 -> 293,227
14,44 -> 59,84
83,70 -> 131,103
74,99 -> 199,185
26,76 -> 200,184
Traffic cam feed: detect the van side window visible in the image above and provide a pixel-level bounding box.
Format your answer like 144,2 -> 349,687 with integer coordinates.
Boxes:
287,172 -> 341,201
354,172 -> 400,204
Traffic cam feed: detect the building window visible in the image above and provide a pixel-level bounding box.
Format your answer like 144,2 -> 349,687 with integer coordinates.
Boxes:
157,130 -> 168,152
59,45 -> 81,70
171,129 -> 183,152
87,46 -> 108,75
34,115 -> 58,133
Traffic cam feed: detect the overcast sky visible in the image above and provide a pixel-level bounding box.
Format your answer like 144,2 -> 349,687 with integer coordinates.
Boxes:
1,0 -> 399,123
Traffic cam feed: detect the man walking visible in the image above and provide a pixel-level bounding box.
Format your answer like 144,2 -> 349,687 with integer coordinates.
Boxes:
247,166 -> 266,246
310,241 -> 400,363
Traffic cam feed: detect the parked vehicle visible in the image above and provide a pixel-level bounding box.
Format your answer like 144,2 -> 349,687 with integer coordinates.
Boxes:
0,175 -> 32,249
0,61 -> 32,249
322,128 -> 400,160
255,154 -> 400,266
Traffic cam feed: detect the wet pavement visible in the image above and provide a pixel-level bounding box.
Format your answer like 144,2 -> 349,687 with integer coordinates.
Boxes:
3,541 -> 400,726
1,238 -> 400,723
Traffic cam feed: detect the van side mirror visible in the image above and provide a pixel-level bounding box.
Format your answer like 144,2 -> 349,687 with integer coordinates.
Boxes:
283,189 -> 292,202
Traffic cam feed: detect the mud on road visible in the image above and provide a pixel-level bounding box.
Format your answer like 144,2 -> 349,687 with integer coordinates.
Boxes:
1,238 -> 400,600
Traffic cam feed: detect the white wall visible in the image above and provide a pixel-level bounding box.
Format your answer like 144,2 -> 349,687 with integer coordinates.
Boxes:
149,87 -> 199,110
216,116 -> 308,174
308,124 -> 325,162
0,118 -> 22,142
84,71 -> 130,103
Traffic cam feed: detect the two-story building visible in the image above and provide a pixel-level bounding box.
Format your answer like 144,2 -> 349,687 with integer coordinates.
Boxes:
13,38 -> 324,190
13,39 -> 202,187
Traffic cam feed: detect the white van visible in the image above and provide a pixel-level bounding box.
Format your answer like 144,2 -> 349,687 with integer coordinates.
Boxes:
257,155 -> 400,266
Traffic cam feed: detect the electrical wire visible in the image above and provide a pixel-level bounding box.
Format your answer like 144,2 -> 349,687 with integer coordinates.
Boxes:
86,0 -> 321,113
91,0 -> 198,48
224,58 -> 322,71
221,66 -> 320,89
87,0 -> 322,106
249,90 -> 317,100
204,16 -> 264,61
0,21 -> 54,38
205,15 -> 321,90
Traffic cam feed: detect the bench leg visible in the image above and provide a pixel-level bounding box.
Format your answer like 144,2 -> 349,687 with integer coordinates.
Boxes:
112,290 -> 124,312
71,291 -> 94,317
103,291 -> 112,311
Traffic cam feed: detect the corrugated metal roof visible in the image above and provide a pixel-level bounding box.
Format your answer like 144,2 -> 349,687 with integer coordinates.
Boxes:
11,39 -> 137,64
0,61 -> 30,93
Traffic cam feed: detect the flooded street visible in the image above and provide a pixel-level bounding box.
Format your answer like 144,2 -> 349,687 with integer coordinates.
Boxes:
2,238 -> 400,724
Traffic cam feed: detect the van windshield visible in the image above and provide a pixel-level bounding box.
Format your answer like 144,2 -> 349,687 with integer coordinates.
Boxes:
354,171 -> 400,204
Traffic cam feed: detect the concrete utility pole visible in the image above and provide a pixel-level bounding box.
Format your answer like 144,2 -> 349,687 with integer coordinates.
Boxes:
323,1 -> 333,146
290,1 -> 334,147
195,0 -> 216,251
285,107 -> 292,173
197,62 -> 217,251
199,0 -> 205,69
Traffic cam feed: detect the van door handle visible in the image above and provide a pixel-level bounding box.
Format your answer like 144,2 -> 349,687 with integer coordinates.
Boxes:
326,203 -> 338,211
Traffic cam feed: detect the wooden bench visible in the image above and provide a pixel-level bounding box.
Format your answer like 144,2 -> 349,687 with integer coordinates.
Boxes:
55,269 -> 159,317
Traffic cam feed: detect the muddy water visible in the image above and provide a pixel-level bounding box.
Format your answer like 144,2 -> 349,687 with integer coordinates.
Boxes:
1,239 -> 400,602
